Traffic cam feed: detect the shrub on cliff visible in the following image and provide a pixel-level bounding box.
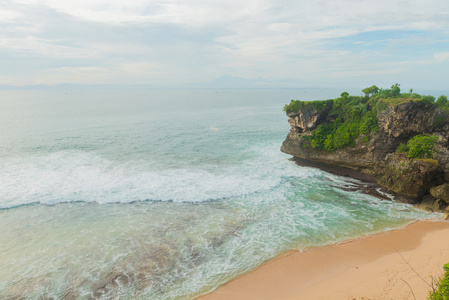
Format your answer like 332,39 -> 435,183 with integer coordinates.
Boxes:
407,134 -> 438,159
420,95 -> 436,105
436,95 -> 448,111
396,143 -> 409,154
437,95 -> 448,105
429,263 -> 449,300
283,99 -> 333,113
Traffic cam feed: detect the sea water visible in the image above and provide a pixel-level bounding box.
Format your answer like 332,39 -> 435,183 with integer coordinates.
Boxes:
0,89 -> 437,299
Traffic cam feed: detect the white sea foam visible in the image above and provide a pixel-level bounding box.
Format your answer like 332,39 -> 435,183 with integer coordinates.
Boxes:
0,147 -> 319,208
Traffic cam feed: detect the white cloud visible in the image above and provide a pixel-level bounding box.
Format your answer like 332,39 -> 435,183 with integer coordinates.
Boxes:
11,0 -> 270,25
434,52 -> 449,62
0,0 -> 448,87
0,9 -> 23,23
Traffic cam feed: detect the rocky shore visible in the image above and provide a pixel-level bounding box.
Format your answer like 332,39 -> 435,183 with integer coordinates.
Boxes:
281,98 -> 449,218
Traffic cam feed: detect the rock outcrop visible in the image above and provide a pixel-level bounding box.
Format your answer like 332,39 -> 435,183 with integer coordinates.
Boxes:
377,101 -> 449,138
430,183 -> 449,203
287,104 -> 332,134
374,153 -> 440,200
281,100 -> 449,212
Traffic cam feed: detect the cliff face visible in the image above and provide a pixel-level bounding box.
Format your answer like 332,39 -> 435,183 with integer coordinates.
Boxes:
281,100 -> 449,211
287,104 -> 332,134
377,101 -> 447,137
281,131 -> 377,168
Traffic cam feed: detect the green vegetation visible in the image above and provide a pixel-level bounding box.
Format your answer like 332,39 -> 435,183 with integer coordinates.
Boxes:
429,263 -> 449,300
418,158 -> 439,167
407,134 -> 438,159
302,94 -> 379,151
396,134 -> 438,159
283,99 -> 333,113
436,95 -> 448,108
396,134 -> 438,162
362,85 -> 379,97
396,143 -> 409,154
284,84 -> 448,152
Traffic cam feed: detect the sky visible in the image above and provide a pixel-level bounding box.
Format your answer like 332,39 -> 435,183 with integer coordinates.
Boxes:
1,0 -> 449,89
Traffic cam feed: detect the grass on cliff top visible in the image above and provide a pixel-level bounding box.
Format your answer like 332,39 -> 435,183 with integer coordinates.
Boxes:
417,158 -> 439,167
283,84 -> 447,114
283,84 -> 448,153
379,97 -> 415,106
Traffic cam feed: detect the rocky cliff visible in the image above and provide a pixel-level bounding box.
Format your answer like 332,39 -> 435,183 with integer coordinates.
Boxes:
281,98 -> 449,215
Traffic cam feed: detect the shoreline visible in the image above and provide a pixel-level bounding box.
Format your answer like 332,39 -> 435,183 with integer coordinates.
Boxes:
197,220 -> 449,300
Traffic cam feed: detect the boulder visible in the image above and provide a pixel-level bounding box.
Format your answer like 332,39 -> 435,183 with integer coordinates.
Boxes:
374,154 -> 439,200
418,194 -> 440,212
444,206 -> 449,220
430,183 -> 449,203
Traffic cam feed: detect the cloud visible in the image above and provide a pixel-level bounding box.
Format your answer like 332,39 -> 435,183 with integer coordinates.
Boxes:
434,52 -> 449,62
0,0 -> 448,88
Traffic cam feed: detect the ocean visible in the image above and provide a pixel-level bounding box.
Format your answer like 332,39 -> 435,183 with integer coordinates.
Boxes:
0,89 -> 437,299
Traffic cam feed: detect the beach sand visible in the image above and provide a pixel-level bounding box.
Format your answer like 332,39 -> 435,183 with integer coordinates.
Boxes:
197,220 -> 449,300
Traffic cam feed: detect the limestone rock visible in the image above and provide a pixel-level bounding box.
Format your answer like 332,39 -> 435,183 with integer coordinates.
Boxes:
419,194 -> 438,211
444,206 -> 449,220
281,132 -> 375,169
377,101 -> 446,138
418,194 -> 447,212
430,183 -> 449,203
374,154 -> 439,200
287,104 -> 331,134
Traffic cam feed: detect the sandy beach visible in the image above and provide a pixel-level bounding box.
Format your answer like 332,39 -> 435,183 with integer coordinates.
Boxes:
198,220 -> 449,300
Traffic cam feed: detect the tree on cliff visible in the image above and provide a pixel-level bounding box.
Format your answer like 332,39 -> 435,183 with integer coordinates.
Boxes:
436,95 -> 448,107
391,83 -> 401,97
362,85 -> 379,97
340,92 -> 349,98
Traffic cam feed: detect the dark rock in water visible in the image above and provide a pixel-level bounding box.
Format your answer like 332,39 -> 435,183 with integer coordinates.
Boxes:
281,97 -> 449,214
92,270 -> 132,298
291,156 -> 391,200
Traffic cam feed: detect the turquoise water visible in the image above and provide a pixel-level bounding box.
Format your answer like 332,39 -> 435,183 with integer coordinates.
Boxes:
0,89 -> 436,299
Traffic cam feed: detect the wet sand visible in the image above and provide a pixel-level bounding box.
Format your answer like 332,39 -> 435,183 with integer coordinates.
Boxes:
197,220 -> 449,300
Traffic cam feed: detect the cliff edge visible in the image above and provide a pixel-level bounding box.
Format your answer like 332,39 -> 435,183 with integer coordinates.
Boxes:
281,86 -> 449,216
